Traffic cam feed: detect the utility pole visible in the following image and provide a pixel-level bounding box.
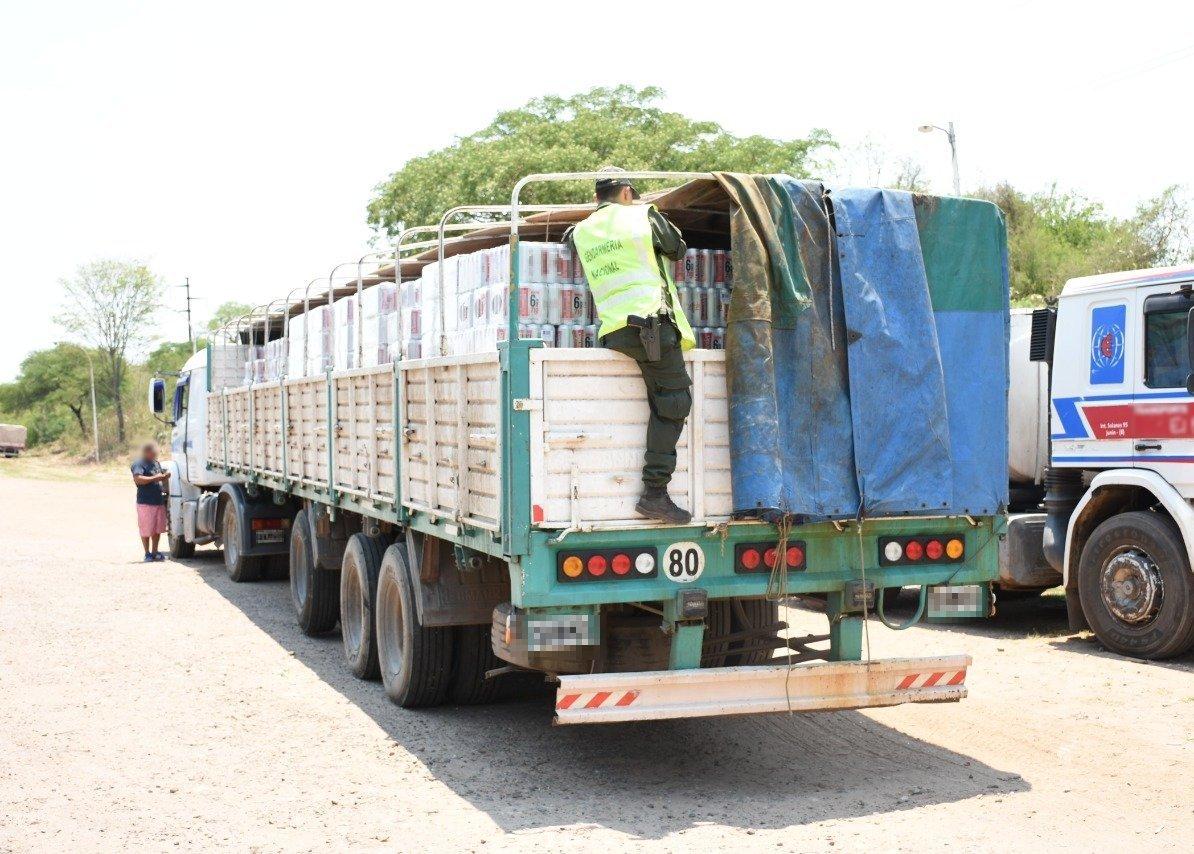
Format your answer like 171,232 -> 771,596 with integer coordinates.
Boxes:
183,277 -> 196,353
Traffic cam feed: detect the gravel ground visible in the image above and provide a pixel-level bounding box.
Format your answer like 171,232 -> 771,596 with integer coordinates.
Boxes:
0,471 -> 1190,852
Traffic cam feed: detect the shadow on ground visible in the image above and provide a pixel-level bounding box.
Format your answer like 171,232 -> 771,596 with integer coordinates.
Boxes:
179,549 -> 1029,838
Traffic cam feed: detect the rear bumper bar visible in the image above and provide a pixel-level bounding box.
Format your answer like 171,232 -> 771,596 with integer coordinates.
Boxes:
554,655 -> 971,725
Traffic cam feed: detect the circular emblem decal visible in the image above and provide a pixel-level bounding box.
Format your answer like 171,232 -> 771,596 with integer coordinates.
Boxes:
1090,323 -> 1125,370
662,541 -> 704,583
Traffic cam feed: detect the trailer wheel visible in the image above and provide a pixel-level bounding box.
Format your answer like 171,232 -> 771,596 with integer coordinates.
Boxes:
449,625 -> 502,705
290,509 -> 339,636
376,543 -> 453,707
222,501 -> 263,582
1078,511 -> 1194,659
727,598 -> 781,666
340,533 -> 386,680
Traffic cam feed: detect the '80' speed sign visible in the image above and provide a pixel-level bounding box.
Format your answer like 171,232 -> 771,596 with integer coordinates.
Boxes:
662,541 -> 704,583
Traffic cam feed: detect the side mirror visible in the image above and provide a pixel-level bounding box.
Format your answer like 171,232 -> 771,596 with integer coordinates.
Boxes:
149,378 -> 165,415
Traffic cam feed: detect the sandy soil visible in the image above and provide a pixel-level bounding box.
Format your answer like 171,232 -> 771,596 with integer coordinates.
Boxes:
0,472 -> 1190,852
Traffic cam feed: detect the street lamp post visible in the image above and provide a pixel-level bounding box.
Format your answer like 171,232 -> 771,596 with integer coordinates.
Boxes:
918,121 -> 960,196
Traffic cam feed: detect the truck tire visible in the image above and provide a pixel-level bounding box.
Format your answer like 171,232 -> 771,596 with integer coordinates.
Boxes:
375,542 -> 453,707
1078,511 -> 1194,659
222,500 -> 264,582
290,509 -> 339,636
340,533 -> 386,680
168,532 -> 195,559
449,625 -> 502,705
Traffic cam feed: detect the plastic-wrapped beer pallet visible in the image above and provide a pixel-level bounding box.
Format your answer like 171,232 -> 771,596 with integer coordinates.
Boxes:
274,241 -> 733,376
403,241 -> 732,357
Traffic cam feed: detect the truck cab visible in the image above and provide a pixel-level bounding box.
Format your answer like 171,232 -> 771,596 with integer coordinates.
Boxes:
1036,264 -> 1194,658
150,344 -> 294,570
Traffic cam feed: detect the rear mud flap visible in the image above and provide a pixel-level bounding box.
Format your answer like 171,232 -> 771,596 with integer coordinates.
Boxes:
554,655 -> 970,725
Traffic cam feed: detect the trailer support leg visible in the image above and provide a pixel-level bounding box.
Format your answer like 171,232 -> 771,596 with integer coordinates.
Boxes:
826,592 -> 863,662
663,599 -> 705,670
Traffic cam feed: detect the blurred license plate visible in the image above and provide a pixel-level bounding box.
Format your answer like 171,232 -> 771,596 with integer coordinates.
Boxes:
254,529 -> 284,544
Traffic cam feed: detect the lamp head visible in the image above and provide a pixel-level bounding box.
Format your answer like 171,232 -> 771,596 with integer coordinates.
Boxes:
918,125 -> 935,133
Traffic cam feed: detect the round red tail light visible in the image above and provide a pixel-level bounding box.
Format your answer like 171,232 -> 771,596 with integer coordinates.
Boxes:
611,553 -> 631,575
587,555 -> 607,576
786,545 -> 804,567
926,539 -> 944,560
741,548 -> 761,570
764,548 -> 778,568
904,540 -> 924,561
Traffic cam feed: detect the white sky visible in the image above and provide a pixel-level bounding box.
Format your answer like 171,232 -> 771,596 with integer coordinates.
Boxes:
2,0 -> 1192,380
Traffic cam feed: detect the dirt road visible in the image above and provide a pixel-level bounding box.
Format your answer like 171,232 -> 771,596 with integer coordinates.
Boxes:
0,472 -> 1190,852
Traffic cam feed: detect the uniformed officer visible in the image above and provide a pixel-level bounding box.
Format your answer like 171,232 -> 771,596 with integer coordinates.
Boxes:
566,168 -> 695,524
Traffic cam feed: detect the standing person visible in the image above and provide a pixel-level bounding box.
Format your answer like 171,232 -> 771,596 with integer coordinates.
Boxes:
131,441 -> 170,561
566,167 -> 696,523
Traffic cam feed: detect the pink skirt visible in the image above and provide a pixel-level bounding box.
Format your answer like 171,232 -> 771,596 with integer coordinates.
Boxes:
137,503 -> 168,537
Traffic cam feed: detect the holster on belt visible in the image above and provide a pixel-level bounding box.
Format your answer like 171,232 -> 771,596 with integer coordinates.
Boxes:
626,313 -> 662,362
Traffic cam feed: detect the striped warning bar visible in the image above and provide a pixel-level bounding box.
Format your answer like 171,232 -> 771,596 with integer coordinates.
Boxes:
896,669 -> 967,690
556,690 -> 639,711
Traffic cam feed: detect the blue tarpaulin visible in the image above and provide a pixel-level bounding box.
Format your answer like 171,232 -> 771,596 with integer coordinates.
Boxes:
721,176 -> 1009,521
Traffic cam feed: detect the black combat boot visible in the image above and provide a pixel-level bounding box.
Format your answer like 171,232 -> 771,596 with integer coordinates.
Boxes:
635,486 -> 692,524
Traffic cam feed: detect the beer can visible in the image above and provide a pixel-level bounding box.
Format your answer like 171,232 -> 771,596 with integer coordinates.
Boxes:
712,250 -> 728,286
408,307 -> 421,336
545,282 -> 563,325
711,328 -> 725,350
488,283 -> 507,323
519,282 -> 546,324
543,244 -> 559,285
698,326 -> 715,349
518,323 -> 536,340
584,324 -> 598,348
724,252 -> 734,287
569,285 -> 589,324
539,324 -> 556,347
695,287 -> 711,328
557,244 -> 575,285
495,325 -> 508,343
683,248 -> 700,285
555,324 -> 572,348
677,284 -> 694,325
572,251 -> 586,284
570,324 -> 587,348
559,282 -> 576,324
473,289 -> 487,326
717,287 -> 730,327
706,286 -> 723,327
673,256 -> 687,285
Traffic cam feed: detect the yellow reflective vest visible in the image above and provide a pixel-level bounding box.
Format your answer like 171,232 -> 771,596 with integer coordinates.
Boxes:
571,203 -> 696,350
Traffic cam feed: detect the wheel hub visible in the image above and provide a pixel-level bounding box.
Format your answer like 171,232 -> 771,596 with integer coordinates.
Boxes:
1100,548 -> 1163,625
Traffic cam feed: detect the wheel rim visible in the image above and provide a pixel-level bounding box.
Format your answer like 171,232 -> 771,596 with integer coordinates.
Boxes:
224,509 -> 238,568
342,560 -> 364,659
378,569 -> 406,686
1100,546 -> 1164,626
290,530 -> 308,610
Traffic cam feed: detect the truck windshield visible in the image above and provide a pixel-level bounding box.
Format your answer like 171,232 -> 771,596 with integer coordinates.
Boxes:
1144,310 -> 1189,388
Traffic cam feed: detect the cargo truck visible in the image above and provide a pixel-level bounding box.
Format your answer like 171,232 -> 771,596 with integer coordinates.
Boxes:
998,268 -> 1194,659
151,172 -> 1009,723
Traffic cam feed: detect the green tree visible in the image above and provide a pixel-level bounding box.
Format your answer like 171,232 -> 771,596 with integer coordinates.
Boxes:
367,85 -> 833,235
0,343 -> 103,442
57,259 -> 163,444
977,184 -> 1193,303
206,301 -> 254,334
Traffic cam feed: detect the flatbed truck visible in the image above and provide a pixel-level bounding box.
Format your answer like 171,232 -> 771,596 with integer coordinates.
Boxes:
151,172 -> 1007,723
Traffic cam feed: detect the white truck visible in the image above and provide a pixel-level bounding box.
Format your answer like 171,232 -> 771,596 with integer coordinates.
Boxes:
1003,265 -> 1194,659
